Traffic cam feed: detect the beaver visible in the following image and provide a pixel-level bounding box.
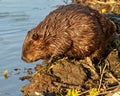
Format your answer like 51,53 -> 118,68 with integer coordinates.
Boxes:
22,4 -> 117,64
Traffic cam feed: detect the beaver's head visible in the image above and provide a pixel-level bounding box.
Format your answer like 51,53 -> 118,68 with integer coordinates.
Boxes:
21,28 -> 51,63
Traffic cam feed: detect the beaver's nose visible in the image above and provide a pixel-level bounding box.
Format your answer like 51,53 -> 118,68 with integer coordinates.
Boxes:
21,55 -> 26,62
21,54 -> 31,63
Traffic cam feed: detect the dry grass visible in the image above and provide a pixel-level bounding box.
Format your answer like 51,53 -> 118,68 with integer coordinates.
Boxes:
71,0 -> 120,14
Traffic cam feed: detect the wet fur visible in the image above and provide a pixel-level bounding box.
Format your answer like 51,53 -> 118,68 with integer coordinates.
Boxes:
22,4 -> 116,63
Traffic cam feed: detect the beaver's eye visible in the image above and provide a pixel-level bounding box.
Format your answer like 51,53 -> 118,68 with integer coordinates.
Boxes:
32,33 -> 39,40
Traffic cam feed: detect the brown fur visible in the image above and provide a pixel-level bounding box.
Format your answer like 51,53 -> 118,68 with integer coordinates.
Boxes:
22,4 -> 116,63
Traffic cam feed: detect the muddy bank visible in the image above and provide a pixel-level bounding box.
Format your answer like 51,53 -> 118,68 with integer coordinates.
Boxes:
20,49 -> 120,96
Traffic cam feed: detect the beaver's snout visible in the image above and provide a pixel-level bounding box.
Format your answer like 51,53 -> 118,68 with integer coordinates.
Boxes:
22,49 -> 43,63
21,54 -> 31,63
21,55 -> 38,63
21,56 -> 27,62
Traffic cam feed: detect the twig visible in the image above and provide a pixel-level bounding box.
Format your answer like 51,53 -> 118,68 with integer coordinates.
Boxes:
79,90 -> 90,96
79,84 -> 120,96
97,84 -> 120,96
106,85 -> 120,91
108,72 -> 120,85
98,59 -> 108,91
81,62 -> 99,79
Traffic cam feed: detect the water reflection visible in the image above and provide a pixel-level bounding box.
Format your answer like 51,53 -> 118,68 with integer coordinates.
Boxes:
0,0 -> 65,95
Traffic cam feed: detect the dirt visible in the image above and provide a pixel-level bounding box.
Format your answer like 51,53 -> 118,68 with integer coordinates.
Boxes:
20,50 -> 120,96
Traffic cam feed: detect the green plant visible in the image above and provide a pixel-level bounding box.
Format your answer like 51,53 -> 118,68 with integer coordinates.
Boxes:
66,88 -> 81,96
87,88 -> 99,96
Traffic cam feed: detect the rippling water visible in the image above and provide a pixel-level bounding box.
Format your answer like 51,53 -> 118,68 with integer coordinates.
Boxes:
0,0 -> 65,95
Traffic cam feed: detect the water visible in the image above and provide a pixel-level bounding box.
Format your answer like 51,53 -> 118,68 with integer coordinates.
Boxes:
0,0 -> 65,95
